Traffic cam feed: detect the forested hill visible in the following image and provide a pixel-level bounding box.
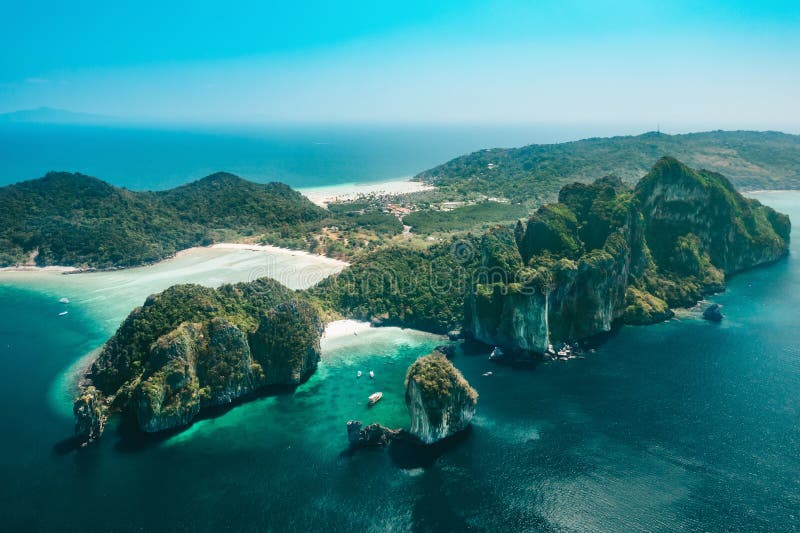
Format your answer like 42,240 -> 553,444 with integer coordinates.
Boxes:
0,171 -> 326,268
414,130 -> 800,203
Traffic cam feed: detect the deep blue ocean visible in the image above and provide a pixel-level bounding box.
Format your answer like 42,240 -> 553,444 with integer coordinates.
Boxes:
0,122 -> 643,189
0,124 -> 797,531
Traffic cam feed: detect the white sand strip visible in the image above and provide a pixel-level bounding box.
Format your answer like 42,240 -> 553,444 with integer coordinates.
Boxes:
300,177 -> 434,207
322,319 -> 373,339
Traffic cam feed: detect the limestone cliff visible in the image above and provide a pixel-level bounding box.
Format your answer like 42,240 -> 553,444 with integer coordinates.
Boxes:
74,279 -> 323,443
405,353 -> 478,444
465,158 -> 789,354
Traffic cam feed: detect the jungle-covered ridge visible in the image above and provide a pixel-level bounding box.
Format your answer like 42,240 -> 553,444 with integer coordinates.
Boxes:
414,130 -> 800,204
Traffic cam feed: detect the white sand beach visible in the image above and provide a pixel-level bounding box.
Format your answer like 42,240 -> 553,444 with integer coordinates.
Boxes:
0,243 -> 348,331
300,177 -> 434,207
322,319 -> 373,339
319,319 -> 443,356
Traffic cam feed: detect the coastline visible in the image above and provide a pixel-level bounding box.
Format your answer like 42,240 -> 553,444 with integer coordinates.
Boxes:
744,189 -> 799,195
0,242 -> 349,275
300,176 -> 434,207
322,319 -> 373,339
0,264 -> 78,273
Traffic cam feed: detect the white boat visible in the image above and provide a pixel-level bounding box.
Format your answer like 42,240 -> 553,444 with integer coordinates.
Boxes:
482,371 -> 493,377
367,392 -> 383,405
357,371 -> 362,378
489,347 -> 504,360
369,370 -> 374,379
58,311 -> 69,316
59,297 -> 70,304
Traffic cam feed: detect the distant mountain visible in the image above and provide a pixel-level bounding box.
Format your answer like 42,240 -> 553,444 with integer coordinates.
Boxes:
0,107 -> 115,125
0,172 -> 326,268
415,130 -> 800,203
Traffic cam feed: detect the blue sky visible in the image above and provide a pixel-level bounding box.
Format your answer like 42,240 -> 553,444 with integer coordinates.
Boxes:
1,0 -> 798,129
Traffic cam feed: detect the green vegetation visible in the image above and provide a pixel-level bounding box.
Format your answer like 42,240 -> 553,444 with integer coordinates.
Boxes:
405,352 -> 478,427
90,278 -> 296,393
73,155 -> 792,441
0,171 -> 406,268
415,131 -> 800,204
311,237 -> 480,333
77,276 -> 325,440
465,157 -> 790,351
0,172 -> 326,268
403,201 -> 530,235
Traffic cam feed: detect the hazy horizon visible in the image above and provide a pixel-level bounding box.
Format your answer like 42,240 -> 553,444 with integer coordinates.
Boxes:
2,1 -> 799,130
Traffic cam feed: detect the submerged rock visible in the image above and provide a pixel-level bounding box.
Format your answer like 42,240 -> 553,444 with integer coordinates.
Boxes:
405,353 -> 478,444
346,420 -> 401,447
434,344 -> 456,358
702,303 -> 724,322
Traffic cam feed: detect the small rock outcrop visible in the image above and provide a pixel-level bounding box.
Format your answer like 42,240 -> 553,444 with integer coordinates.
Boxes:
405,353 -> 478,444
73,386 -> 107,445
346,420 -> 401,447
702,303 -> 724,322
434,344 -> 456,358
447,330 -> 463,341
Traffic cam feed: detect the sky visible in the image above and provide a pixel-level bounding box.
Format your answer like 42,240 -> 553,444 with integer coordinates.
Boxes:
1,0 -> 799,129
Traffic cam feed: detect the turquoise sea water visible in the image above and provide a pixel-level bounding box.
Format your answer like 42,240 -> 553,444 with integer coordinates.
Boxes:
0,184 -> 797,530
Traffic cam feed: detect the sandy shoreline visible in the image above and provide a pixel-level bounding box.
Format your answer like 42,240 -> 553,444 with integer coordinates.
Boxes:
0,242 -> 348,274
744,189 -> 799,195
322,319 -> 373,339
300,177 -> 434,207
0,264 -> 78,273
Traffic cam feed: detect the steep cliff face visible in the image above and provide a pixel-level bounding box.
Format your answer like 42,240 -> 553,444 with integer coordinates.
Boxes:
405,353 -> 478,444
249,300 -> 323,385
134,318 -> 260,432
466,280 -> 550,353
637,157 -> 789,275
464,158 -> 789,354
74,279 -> 323,442
73,386 -> 107,444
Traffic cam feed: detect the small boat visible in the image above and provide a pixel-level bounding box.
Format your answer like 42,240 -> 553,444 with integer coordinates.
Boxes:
489,347 -> 504,360
367,392 -> 383,405
59,297 -> 70,304
482,371 -> 493,377
58,311 -> 69,316
369,370 -> 374,379
357,371 -> 362,378
557,349 -> 568,357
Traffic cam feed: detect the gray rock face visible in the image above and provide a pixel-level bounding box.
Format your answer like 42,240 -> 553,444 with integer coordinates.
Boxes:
464,159 -> 789,355
405,353 -> 478,444
77,296 -> 324,440
346,420 -> 401,447
434,344 -> 456,358
73,386 -> 107,444
636,157 -> 790,275
249,299 -> 323,385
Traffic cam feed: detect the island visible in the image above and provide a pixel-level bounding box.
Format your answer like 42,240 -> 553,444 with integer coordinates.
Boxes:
70,155 -> 789,444
73,279 -> 323,443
